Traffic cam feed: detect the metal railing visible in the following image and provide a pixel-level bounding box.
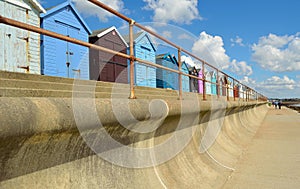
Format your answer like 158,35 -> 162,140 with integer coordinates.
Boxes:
0,0 -> 267,101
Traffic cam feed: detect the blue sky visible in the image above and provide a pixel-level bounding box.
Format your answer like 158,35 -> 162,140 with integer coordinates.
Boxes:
39,0 -> 300,98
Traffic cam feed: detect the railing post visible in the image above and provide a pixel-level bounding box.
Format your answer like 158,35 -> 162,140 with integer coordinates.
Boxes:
178,49 -> 182,100
129,20 -> 136,99
202,61 -> 206,101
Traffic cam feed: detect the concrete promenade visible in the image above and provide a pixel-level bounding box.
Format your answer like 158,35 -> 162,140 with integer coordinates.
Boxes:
1,70 -> 299,188
222,107 -> 300,189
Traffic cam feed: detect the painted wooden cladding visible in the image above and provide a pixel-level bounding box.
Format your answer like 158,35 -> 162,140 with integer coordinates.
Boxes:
234,85 -> 239,98
189,67 -> 198,93
41,2 -> 90,79
211,71 -> 217,95
156,54 -> 178,90
0,0 -> 41,74
198,69 -> 204,94
89,28 -> 128,83
228,81 -> 234,97
179,62 -> 190,92
220,76 -> 228,96
132,33 -> 156,88
239,85 -> 246,99
205,72 -> 212,95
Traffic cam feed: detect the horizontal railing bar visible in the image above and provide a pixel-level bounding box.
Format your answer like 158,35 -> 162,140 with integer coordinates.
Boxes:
0,16 -> 131,60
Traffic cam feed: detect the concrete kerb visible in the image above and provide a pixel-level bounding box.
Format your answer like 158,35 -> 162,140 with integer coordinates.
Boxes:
0,97 -> 266,139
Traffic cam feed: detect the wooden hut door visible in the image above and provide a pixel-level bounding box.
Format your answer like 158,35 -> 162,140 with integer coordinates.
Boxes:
55,23 -> 69,77
55,22 -> 80,78
68,27 -> 81,79
3,3 -> 27,73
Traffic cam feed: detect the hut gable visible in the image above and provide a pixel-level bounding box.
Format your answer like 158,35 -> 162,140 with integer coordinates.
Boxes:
124,32 -> 157,88
0,0 -> 45,74
189,66 -> 199,93
197,68 -> 204,94
205,71 -> 212,95
40,2 -> 91,36
40,1 -> 91,79
156,53 -> 178,90
228,80 -> 234,97
90,26 -> 128,48
89,26 -> 128,83
220,76 -> 228,96
178,60 -> 190,92
210,71 -> 217,95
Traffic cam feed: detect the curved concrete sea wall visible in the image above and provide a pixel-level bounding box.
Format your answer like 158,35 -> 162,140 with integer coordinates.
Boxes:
0,71 -> 268,188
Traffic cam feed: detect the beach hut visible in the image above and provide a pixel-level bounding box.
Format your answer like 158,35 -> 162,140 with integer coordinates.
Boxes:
156,53 -> 178,90
228,80 -> 234,97
40,1 -> 91,79
89,26 -> 128,83
239,84 -> 245,99
198,69 -> 204,94
211,71 -> 217,95
124,32 -> 156,88
234,84 -> 239,98
0,0 -> 46,74
189,66 -> 198,93
220,75 -> 228,96
205,71 -> 212,95
177,59 -> 190,92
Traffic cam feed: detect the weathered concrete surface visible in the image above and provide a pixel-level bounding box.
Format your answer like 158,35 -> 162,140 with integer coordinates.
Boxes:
222,107 -> 300,189
0,70 -> 269,188
0,103 -> 269,188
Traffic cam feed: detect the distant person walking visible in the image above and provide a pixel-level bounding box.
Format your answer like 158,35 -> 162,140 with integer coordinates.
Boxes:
275,101 -> 278,109
278,101 -> 282,109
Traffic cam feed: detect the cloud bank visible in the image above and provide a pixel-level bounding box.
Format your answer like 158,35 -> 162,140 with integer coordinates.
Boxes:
143,0 -> 202,24
252,33 -> 300,72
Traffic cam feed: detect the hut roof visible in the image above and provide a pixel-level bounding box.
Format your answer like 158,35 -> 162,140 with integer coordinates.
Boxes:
123,32 -> 157,51
41,1 -> 92,34
30,0 -> 46,13
6,0 -> 46,13
90,26 -> 129,47
156,53 -> 177,64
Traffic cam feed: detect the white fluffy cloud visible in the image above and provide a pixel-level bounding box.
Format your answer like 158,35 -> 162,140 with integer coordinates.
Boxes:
260,76 -> 296,90
241,76 -> 299,98
72,0 -> 124,22
240,76 -> 256,87
143,0 -> 202,24
181,55 -> 201,69
191,31 -> 230,70
252,33 -> 300,72
230,59 -> 253,76
230,36 -> 244,47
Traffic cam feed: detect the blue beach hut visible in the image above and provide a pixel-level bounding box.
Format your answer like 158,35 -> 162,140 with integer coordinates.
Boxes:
124,32 -> 157,88
211,71 -> 217,95
40,1 -> 91,79
178,59 -> 190,92
156,53 -> 178,90
205,71 -> 212,95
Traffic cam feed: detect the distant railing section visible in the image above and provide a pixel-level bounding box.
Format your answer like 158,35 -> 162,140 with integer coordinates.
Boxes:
0,0 -> 267,102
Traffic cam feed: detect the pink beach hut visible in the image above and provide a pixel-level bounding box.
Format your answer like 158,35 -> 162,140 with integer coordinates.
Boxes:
197,68 -> 204,94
